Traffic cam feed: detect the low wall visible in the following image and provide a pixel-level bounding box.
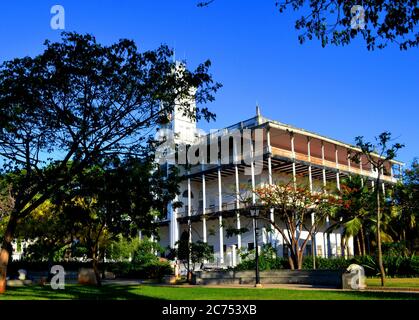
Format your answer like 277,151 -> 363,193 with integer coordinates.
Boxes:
192,270 -> 343,288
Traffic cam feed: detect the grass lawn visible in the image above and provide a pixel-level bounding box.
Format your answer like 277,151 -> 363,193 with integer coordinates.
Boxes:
366,278 -> 419,289
0,284 -> 418,300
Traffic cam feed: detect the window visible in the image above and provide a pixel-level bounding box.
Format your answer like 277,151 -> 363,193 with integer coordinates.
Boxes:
247,242 -> 254,251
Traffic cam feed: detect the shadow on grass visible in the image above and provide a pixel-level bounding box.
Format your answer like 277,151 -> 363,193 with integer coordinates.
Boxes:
1,285 -> 162,300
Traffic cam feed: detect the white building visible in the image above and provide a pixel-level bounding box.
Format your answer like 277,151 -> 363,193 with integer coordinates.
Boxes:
156,104 -> 403,268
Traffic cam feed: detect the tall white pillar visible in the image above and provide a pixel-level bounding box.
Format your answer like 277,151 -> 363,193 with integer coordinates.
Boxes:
308,137 -> 316,258
170,195 -> 179,248
233,136 -> 242,251
267,127 -> 275,245
290,132 -> 297,189
335,146 -> 340,191
371,166 -> 375,190
202,171 -> 207,243
321,141 -> 327,190
381,168 -> 386,196
235,164 -> 242,250
307,137 -> 313,193
218,164 -> 224,264
188,177 -> 192,243
347,153 -> 352,180
390,164 -> 394,180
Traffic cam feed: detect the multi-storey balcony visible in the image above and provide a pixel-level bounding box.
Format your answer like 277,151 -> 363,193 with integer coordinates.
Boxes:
159,114 -> 403,260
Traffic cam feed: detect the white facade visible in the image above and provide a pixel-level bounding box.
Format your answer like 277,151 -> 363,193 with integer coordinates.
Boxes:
156,106 -> 401,267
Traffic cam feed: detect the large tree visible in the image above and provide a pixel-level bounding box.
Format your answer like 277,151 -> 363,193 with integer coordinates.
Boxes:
254,179 -> 341,270
0,32 -> 220,293
198,1 -> 419,50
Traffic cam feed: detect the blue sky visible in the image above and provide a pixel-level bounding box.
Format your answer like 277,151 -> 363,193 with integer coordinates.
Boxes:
0,0 -> 417,165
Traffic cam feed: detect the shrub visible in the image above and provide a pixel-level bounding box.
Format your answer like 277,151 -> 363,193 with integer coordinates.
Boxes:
235,253 -> 419,277
107,260 -> 172,280
302,257 -> 351,271
236,245 -> 289,271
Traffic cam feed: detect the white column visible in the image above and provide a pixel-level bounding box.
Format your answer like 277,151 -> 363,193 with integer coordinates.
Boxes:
267,127 -> 275,245
188,177 -> 192,218
321,141 -> 327,189
250,135 -> 257,246
188,177 -> 192,245
390,164 -> 394,180
218,163 -> 224,264
381,168 -> 386,196
231,245 -> 237,267
235,164 -> 242,250
371,166 -> 375,190
233,135 -> 242,251
335,146 -> 340,191
290,132 -> 297,189
307,137 -> 313,193
311,212 -> 316,257
170,195 -> 179,248
202,171 -> 207,243
308,137 -> 315,258
347,152 -> 352,180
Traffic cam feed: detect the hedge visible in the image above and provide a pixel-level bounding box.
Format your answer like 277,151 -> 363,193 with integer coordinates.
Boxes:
8,260 -> 172,280
235,255 -> 419,277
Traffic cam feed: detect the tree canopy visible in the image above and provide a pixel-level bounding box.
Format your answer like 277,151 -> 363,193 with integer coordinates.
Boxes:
0,32 -> 220,293
198,1 -> 419,50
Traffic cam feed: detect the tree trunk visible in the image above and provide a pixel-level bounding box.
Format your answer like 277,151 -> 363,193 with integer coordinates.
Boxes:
356,236 -> 362,256
376,177 -> 386,287
91,249 -> 102,287
297,250 -> 303,270
0,212 -> 19,294
288,256 -> 295,270
360,225 -> 367,256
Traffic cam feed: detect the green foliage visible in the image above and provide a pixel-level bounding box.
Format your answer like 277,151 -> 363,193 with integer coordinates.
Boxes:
302,257 -> 352,271
235,245 -> 289,271
235,248 -> 419,277
8,260 -> 172,280
105,236 -> 139,261
176,231 -> 190,262
174,232 -> 214,271
190,241 -> 214,265
107,260 -> 172,280
132,239 -> 164,265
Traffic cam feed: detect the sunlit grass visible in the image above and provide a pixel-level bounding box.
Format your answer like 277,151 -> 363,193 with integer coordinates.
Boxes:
366,278 -> 419,289
0,284 -> 418,300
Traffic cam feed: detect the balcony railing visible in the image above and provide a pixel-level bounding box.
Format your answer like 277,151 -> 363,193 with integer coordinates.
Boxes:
177,202 -> 247,218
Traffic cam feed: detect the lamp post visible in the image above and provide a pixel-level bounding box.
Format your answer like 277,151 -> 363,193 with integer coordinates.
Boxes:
250,206 -> 262,288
